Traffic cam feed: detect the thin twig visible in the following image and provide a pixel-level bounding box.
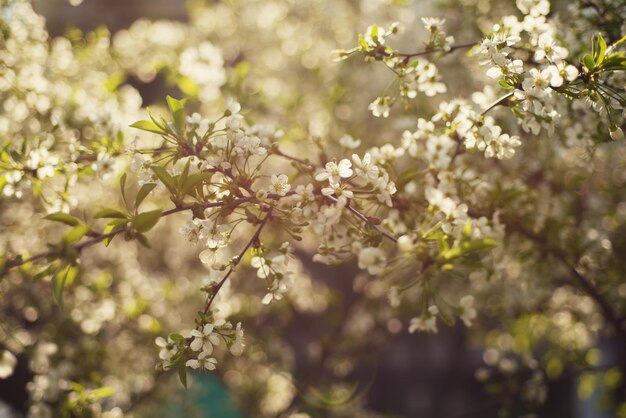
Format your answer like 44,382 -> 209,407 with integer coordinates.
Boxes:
202,208 -> 274,315
326,195 -> 398,243
508,222 -> 625,336
3,197 -> 254,274
480,92 -> 514,116
396,42 -> 477,59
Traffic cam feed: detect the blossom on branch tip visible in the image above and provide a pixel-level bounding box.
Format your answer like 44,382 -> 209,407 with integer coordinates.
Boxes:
186,351 -> 218,371
190,322 -> 223,353
315,159 -> 353,184
270,174 -> 291,196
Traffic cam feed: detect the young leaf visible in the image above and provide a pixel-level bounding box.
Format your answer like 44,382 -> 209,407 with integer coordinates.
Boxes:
166,95 -> 186,113
135,233 -> 151,248
131,209 -> 162,233
53,264 -> 78,308
44,213 -> 80,226
94,208 -> 127,219
151,166 -> 177,195
596,33 -> 607,64
120,173 -> 128,208
33,261 -> 61,280
63,224 -> 90,244
103,220 -> 127,247
583,54 -> 595,71
182,172 -> 212,195
89,386 -> 115,400
178,363 -> 188,389
358,34 -> 368,50
167,96 -> 187,134
179,159 -> 191,190
134,183 -> 157,209
130,120 -> 165,135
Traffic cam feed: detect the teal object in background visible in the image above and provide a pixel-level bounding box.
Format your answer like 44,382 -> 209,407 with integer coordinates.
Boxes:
159,373 -> 245,418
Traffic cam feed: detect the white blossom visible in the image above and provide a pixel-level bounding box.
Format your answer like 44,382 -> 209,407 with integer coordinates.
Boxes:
269,174 -> 291,196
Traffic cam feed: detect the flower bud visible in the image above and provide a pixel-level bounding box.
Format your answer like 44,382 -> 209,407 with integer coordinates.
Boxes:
610,127 -> 624,141
397,235 -> 414,253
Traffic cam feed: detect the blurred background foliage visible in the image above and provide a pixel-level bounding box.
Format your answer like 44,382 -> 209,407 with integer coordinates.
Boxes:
0,0 -> 624,417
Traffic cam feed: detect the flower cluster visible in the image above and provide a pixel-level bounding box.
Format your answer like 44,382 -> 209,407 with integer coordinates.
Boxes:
155,314 -> 245,374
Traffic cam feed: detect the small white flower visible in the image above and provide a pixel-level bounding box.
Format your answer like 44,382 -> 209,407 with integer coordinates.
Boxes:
408,306 -> 439,333
352,153 -> 379,180
421,17 -> 446,32
251,256 -> 271,279
368,97 -> 391,118
190,323 -> 221,353
315,159 -> 353,184
131,153 -> 147,172
229,322 -> 245,356
155,336 -> 178,369
339,134 -> 361,149
358,247 -> 386,275
459,295 -> 477,327
186,351 -> 217,371
269,174 -> 291,196
225,97 -> 241,114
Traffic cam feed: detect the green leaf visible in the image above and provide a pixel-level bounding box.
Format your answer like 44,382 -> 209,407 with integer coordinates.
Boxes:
498,80 -> 512,89
182,172 -> 212,194
166,95 -> 186,113
44,212 -> 80,226
596,33 -> 607,64
463,238 -> 498,252
151,166 -> 177,195
169,333 -> 184,343
63,224 -> 90,244
120,173 -> 128,207
89,386 -> 115,400
135,233 -> 151,248
583,54 -> 595,71
130,120 -> 165,135
103,220 -> 126,247
134,183 -> 157,209
370,24 -> 378,39
178,363 -> 188,389
132,209 -> 162,233
179,159 -> 191,188
147,108 -> 171,133
440,238 -> 498,261
53,264 -> 78,308
33,261 -> 61,280
167,96 -> 187,134
94,208 -> 127,219
358,34 -> 368,50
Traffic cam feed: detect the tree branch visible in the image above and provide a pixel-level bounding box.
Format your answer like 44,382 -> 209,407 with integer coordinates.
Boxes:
2,197 -> 254,275
202,208 -> 274,315
507,222 -> 625,336
396,41 -> 477,59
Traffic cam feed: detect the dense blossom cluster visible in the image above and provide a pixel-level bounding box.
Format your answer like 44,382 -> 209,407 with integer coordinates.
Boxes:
0,0 -> 625,417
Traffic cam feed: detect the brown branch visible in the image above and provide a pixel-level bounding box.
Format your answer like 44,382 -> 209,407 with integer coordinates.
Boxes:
480,92 -> 514,116
396,41 -> 477,59
325,195 -> 398,243
507,222 -> 625,336
2,197 -> 254,274
202,208 -> 274,315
